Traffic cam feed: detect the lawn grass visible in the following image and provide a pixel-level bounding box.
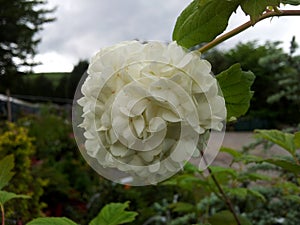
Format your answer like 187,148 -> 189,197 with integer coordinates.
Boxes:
25,72 -> 70,87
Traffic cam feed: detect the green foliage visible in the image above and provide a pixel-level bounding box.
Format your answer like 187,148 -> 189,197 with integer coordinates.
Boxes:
0,155 -> 15,190
0,155 -> 28,210
295,132 -> 300,148
172,0 -> 290,49
259,43 -> 300,108
282,0 -> 300,5
162,127 -> 300,225
169,202 -> 196,213
264,158 -> 300,173
18,108 -> 100,223
27,217 -> 78,225
66,60 -> 89,99
0,191 -> 29,205
26,202 -> 137,225
172,0 -> 240,48
240,0 -> 280,21
0,0 -> 55,90
89,202 -> 138,225
206,40 -> 300,126
8,60 -> 87,101
0,123 -> 45,223
208,210 -> 252,225
255,129 -> 297,155
216,64 -> 255,121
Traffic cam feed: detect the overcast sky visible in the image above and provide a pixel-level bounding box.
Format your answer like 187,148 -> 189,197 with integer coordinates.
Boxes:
33,0 -> 300,73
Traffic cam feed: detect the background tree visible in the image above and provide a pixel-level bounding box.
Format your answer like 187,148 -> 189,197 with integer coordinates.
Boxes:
205,39 -> 300,127
0,0 -> 55,93
66,60 -> 89,99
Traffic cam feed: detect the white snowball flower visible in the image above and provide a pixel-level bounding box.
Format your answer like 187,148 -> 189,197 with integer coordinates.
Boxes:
77,41 -> 226,184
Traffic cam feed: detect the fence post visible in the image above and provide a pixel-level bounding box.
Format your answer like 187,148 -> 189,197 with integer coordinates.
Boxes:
6,89 -> 12,122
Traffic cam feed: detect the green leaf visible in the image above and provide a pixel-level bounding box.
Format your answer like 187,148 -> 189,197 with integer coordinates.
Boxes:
184,162 -> 201,173
265,158 -> 300,173
276,181 -> 300,192
173,0 -> 240,48
225,187 -> 248,200
241,0 -> 280,21
281,0 -> 300,5
208,210 -> 252,225
284,195 -> 300,203
169,202 -> 196,213
209,166 -> 237,178
216,64 -> 255,120
234,154 -> 264,164
163,174 -> 208,191
220,147 -> 242,158
26,217 -> 78,225
240,172 -> 271,182
255,129 -> 296,155
294,131 -> 300,148
0,190 -> 29,205
247,189 -> 266,202
89,202 -> 138,225
0,155 -> 15,190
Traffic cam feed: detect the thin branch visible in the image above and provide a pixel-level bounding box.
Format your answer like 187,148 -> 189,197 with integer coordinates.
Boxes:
198,10 -> 300,53
200,150 -> 241,225
207,167 -> 241,225
1,204 -> 5,225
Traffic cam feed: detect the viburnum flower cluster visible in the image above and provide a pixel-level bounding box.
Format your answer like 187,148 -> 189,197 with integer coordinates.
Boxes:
77,41 -> 226,183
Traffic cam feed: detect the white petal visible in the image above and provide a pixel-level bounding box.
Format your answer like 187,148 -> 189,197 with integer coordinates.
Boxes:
110,143 -> 128,157
149,162 -> 160,173
132,115 -> 145,138
158,108 -> 181,123
148,117 -> 166,132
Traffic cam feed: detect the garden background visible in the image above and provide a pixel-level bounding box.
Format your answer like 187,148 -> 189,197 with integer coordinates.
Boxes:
0,0 -> 300,225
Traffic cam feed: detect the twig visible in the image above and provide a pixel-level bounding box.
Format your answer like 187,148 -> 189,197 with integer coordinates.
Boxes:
1,204 -> 5,225
200,150 -> 241,225
207,167 -> 241,225
198,10 -> 300,53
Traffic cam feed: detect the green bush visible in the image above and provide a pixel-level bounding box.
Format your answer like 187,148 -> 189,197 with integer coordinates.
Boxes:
0,123 -> 45,224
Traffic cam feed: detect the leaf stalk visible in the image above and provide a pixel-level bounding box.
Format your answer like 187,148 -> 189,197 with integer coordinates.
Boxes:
198,10 -> 300,53
1,204 -> 4,225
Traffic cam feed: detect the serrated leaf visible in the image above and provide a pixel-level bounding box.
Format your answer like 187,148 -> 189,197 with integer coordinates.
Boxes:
241,0 -> 280,21
0,190 -> 29,205
89,202 -> 137,225
255,129 -> 296,155
173,0 -> 240,48
281,0 -> 300,5
208,210 -> 252,225
169,202 -> 196,213
265,158 -> 300,173
294,132 -> 300,148
216,64 -> 255,120
26,217 -> 78,225
0,155 -> 15,190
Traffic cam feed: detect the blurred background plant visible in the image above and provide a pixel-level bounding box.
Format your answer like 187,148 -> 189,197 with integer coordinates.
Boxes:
1,0 -> 300,224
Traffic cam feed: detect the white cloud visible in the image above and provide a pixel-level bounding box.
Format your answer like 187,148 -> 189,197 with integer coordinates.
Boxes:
220,5 -> 300,52
34,52 -> 74,73
34,1 -> 300,72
